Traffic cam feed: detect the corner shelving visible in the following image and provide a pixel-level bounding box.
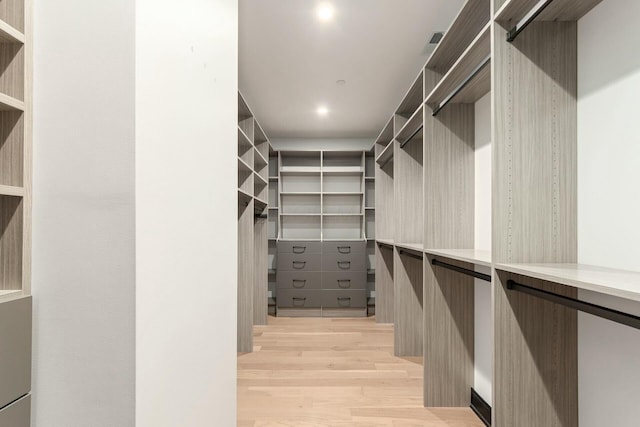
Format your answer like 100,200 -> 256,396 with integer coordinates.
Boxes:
375,140 -> 394,166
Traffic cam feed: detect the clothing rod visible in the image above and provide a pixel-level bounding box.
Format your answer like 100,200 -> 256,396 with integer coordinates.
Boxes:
431,258 -> 491,282
398,249 -> 423,261
432,55 -> 491,117
506,0 -> 554,42
506,279 -> 640,330
377,241 -> 394,249
399,124 -> 424,149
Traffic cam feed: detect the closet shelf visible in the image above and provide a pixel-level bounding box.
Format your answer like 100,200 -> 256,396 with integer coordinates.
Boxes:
237,127 -> 253,149
237,188 -> 253,204
0,93 -> 25,112
375,140 -> 394,166
424,248 -> 492,267
375,117 -> 394,145
322,167 -> 364,173
425,23 -> 491,114
365,176 -> 375,180
254,148 -> 268,168
323,192 -> 363,195
280,213 -> 321,216
0,19 -> 25,44
376,238 -> 395,247
395,71 -> 424,117
254,197 -> 268,209
280,191 -> 321,195
495,263 -> 640,303
425,0 -> 490,73
322,213 -> 363,216
395,242 -> 424,253
0,185 -> 24,197
494,0 -> 602,24
254,172 -> 268,186
269,176 -> 279,180
238,157 -> 253,173
396,104 -> 424,148
0,289 -> 23,302
323,238 -> 365,242
280,167 -> 321,173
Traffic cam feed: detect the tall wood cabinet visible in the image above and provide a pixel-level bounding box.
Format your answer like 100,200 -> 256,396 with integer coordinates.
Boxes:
0,0 -> 32,424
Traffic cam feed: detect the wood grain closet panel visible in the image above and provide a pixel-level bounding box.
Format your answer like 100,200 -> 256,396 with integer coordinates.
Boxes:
394,132 -> 423,244
375,243 -> 394,324
0,195 -> 22,290
393,249 -> 423,357
374,153 -> 394,240
494,271 -> 578,427
238,199 -> 254,353
253,216 -> 267,325
0,111 -> 23,187
423,257 -> 474,407
423,104 -> 474,250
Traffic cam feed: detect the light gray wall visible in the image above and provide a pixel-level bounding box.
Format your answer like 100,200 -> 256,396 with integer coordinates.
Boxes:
271,138 -> 373,151
135,0 -> 238,425
578,0 -> 640,425
32,0 -> 135,425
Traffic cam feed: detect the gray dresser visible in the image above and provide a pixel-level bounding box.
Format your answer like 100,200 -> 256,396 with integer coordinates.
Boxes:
276,240 -> 367,314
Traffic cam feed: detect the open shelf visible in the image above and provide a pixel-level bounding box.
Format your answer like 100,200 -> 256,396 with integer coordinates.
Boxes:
323,151 -> 364,173
281,213 -> 321,216
424,248 -> 491,267
254,147 -> 268,168
375,140 -> 394,166
376,238 -> 394,247
395,71 -> 424,121
396,104 -> 424,148
494,0 -> 603,24
395,242 -> 424,253
0,93 -> 24,112
0,184 -> 23,197
425,22 -> 491,113
237,188 -> 253,204
495,263 -> 640,303
254,171 -> 268,187
0,20 -> 24,44
237,157 -> 252,173
425,0 -> 490,73
238,127 -> 252,149
280,191 -> 321,195
323,193 -> 362,215
280,167 -> 321,173
322,213 -> 362,216
269,176 -> 279,180
375,118 -> 394,146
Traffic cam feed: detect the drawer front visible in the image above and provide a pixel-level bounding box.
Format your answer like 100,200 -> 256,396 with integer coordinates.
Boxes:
277,272 -> 322,290
0,394 -> 30,427
322,290 -> 367,308
0,297 -> 31,409
322,272 -> 367,290
277,253 -> 322,272
277,241 -> 321,254
322,253 -> 366,272
322,241 -> 366,255
277,290 -> 323,308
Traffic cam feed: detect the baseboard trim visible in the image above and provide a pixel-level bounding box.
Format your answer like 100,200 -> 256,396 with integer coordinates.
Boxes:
470,388 -> 491,427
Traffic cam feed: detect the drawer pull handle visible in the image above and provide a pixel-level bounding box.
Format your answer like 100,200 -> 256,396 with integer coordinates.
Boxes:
337,261 -> 351,269
292,261 -> 307,269
337,297 -> 351,307
292,297 -> 306,306
337,280 -> 351,289
293,297 -> 307,301
337,246 -> 351,254
292,280 -> 306,288
292,246 -> 306,254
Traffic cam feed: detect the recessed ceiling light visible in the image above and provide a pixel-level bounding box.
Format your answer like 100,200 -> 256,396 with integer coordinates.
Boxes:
317,106 -> 329,116
317,3 -> 335,22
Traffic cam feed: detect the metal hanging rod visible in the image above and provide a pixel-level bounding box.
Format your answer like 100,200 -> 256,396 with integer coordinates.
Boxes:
431,258 -> 491,282
399,124 -> 424,149
399,249 -> 423,261
506,0 -> 554,42
432,55 -> 491,116
506,279 -> 640,330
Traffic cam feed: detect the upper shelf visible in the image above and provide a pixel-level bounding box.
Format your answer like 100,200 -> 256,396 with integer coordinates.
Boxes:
0,93 -> 24,112
494,0 -> 603,24
0,185 -> 24,197
396,242 -> 425,253
424,248 -> 492,267
254,148 -> 268,168
395,71 -> 424,117
425,0 -> 491,74
375,140 -> 394,166
396,104 -> 424,148
0,19 -> 24,44
425,23 -> 491,114
238,127 -> 253,150
375,118 -> 394,146
495,263 -> 640,303
376,238 -> 395,247
238,91 -> 253,120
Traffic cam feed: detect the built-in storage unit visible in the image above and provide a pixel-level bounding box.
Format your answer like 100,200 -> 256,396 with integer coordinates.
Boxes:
237,92 -> 272,352
0,0 -> 31,423
271,150 -> 371,316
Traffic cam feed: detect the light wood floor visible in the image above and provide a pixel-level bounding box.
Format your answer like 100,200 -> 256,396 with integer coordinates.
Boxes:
238,316 -> 483,426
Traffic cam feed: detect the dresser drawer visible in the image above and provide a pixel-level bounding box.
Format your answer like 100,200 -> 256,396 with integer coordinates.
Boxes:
277,241 -> 321,254
0,394 -> 30,427
322,290 -> 367,308
277,290 -> 323,308
322,241 -> 366,255
277,272 -> 322,290
322,272 -> 367,290
0,297 -> 31,409
322,253 -> 366,272
277,253 -> 322,271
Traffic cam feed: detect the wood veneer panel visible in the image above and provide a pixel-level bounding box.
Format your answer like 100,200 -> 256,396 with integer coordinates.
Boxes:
375,243 -> 394,324
253,216 -> 268,326
494,271 -> 578,427
374,144 -> 394,240
393,249 -> 423,357
423,256 -> 474,407
0,111 -> 22,187
0,195 -> 22,290
394,128 -> 423,244
238,198 -> 254,353
0,0 -> 24,33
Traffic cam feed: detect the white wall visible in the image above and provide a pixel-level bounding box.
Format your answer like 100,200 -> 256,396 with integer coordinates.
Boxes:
135,0 -> 238,426
271,138 -> 373,151
32,0 -> 136,425
578,0 -> 640,425
473,92 -> 492,404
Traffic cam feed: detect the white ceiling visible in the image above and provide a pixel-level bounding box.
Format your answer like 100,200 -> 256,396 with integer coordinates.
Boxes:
239,0 -> 465,139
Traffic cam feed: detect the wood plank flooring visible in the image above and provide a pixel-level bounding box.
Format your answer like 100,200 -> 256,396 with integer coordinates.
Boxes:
238,316 -> 483,426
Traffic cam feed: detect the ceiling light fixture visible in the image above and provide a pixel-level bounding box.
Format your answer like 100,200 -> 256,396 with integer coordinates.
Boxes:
317,3 -> 335,22
317,106 -> 329,116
